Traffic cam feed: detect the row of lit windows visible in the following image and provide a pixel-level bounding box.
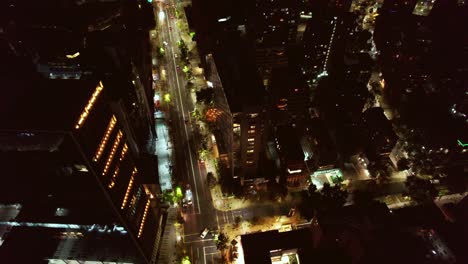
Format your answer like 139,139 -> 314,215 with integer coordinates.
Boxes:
93,115 -> 117,162
102,130 -> 123,176
108,143 -> 128,189
108,166 -> 120,189
75,81 -> 104,129
121,168 -> 137,209
119,144 -> 129,162
137,198 -> 151,238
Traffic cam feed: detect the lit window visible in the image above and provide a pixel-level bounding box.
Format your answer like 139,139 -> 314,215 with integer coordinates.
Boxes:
248,130 -> 255,134
250,125 -> 256,129
138,198 -> 151,238
247,150 -> 254,153
119,144 -> 128,161
94,115 -> 117,162
248,138 -> 255,142
102,130 -> 123,176
108,166 -> 120,189
246,160 -> 254,164
75,81 -> 104,129
121,168 -> 137,209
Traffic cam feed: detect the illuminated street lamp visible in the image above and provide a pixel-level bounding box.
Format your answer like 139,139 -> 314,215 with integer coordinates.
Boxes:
158,11 -> 165,21
66,52 -> 80,59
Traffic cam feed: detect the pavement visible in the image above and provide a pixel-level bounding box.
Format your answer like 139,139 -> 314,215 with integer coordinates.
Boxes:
156,207 -> 178,264
155,110 -> 173,192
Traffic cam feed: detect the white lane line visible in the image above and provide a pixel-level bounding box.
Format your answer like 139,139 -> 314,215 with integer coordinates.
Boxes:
203,246 -> 206,264
216,213 -> 220,231
165,9 -> 201,214
183,233 -> 203,237
184,238 -> 214,244
231,210 -> 235,222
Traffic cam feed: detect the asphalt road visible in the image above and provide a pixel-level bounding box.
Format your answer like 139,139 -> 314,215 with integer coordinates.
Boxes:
155,1 -> 296,263
155,1 -> 221,263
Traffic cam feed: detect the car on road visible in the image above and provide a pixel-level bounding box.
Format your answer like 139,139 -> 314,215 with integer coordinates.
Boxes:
163,41 -> 168,46
200,228 -> 209,239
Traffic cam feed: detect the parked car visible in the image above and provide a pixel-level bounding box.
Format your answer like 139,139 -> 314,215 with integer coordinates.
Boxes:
200,228 -> 209,239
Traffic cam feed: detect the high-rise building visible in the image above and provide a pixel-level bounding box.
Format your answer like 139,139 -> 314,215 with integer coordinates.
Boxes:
0,78 -> 164,264
205,28 -> 269,186
362,107 -> 397,162
248,0 -> 300,81
0,1 -> 163,263
270,67 -> 310,126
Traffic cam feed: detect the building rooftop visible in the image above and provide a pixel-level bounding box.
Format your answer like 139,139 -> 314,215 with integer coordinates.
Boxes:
241,229 -> 314,264
0,226 -> 141,263
0,76 -> 102,131
307,118 -> 337,167
275,126 -> 304,161
1,1 -> 121,32
212,29 -> 265,112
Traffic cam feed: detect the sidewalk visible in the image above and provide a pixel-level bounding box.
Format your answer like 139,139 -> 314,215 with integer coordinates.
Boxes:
155,100 -> 174,192
157,207 -> 178,264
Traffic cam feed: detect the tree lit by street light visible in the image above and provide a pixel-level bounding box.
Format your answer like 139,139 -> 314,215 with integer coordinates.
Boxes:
205,108 -> 223,122
181,256 -> 191,264
175,186 -> 183,199
164,93 -> 171,103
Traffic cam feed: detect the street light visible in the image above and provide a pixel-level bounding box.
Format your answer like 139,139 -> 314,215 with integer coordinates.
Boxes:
158,11 -> 165,21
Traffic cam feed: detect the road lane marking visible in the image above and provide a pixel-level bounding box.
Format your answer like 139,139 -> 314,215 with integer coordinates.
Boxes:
166,11 -> 201,214
183,233 -> 203,237
184,238 -> 214,244
203,246 -> 206,264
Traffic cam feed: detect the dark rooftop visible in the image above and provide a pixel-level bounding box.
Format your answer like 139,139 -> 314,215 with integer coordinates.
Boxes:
0,1 -> 121,32
362,107 -> 393,133
241,229 -> 314,264
212,30 -> 265,112
0,76 -> 102,131
308,118 -> 337,166
276,126 -> 304,161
